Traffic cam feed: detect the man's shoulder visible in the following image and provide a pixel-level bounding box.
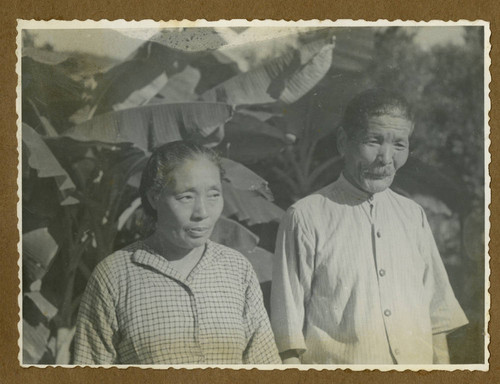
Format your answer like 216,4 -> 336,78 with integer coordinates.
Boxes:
291,181 -> 341,212
386,188 -> 425,217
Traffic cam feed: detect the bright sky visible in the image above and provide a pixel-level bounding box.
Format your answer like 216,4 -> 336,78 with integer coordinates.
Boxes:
411,26 -> 465,50
29,29 -> 148,60
30,26 -> 466,61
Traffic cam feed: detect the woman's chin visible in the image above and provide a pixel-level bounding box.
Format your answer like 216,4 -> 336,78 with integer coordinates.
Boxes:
183,233 -> 212,248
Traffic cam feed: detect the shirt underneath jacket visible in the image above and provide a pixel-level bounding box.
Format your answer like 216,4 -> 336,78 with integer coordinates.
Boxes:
74,240 -> 280,365
270,174 -> 468,364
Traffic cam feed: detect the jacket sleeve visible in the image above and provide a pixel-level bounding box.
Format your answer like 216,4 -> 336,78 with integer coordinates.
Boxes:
418,207 -> 469,335
270,207 -> 316,355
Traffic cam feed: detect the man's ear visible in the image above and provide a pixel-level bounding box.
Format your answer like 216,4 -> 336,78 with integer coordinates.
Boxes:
337,126 -> 348,157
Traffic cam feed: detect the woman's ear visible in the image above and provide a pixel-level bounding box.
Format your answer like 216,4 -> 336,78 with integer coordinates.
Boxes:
337,126 -> 348,157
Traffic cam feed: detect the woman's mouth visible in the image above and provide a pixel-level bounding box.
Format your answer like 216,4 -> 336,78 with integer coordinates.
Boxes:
186,226 -> 211,237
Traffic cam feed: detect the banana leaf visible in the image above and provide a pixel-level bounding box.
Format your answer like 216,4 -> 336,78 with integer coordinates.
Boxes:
120,27 -> 227,52
149,65 -> 201,104
219,113 -> 288,163
244,246 -> 274,283
23,227 -> 59,284
330,27 -> 376,72
22,124 -> 78,205
222,182 -> 284,225
22,57 -> 84,133
200,33 -> 335,105
90,41 -> 199,116
212,27 -> 319,72
22,320 -> 51,364
113,72 -> 168,111
211,216 -> 274,283
211,215 -> 259,254
221,158 -> 274,200
220,158 -> 285,224
22,292 -> 58,364
22,47 -> 71,65
63,102 -> 234,151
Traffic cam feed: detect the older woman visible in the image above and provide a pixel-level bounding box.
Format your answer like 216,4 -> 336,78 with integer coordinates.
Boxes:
74,141 -> 280,365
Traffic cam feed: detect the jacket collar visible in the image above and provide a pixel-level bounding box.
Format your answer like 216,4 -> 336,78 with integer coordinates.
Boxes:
334,173 -> 388,205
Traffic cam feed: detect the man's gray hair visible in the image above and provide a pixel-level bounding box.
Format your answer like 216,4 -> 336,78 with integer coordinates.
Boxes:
341,88 -> 414,138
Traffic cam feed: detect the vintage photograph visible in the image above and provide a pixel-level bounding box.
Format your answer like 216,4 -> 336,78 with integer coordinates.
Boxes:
18,20 -> 489,369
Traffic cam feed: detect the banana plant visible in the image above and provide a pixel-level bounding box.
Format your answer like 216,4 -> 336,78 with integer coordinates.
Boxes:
20,28 -> 355,364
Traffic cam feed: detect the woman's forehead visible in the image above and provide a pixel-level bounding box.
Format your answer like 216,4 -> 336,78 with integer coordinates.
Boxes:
169,158 -> 221,190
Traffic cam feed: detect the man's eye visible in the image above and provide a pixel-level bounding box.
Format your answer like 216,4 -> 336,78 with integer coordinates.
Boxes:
395,142 -> 408,150
208,192 -> 221,199
365,139 -> 380,145
177,195 -> 194,202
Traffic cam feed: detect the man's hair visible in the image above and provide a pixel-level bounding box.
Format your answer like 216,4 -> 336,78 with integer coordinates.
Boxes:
139,140 -> 223,220
341,88 -> 414,138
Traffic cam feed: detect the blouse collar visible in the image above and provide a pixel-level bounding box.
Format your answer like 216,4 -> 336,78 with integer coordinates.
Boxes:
131,240 -> 217,285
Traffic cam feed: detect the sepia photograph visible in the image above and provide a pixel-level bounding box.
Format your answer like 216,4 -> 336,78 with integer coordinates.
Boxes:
18,19 -> 490,369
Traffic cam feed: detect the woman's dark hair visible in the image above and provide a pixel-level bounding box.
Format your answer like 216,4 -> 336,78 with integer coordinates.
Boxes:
341,88 -> 414,138
139,141 -> 223,220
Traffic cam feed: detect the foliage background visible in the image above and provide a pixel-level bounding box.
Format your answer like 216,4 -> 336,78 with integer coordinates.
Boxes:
20,25 -> 486,365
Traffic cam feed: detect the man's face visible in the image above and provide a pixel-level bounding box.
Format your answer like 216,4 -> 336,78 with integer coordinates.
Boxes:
342,114 -> 412,194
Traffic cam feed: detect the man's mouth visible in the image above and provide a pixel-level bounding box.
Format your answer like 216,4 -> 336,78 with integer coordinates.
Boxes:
363,171 -> 393,180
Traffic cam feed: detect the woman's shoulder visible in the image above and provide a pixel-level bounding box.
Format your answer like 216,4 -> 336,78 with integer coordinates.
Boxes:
208,241 -> 253,270
93,241 -> 144,278
209,240 -> 247,260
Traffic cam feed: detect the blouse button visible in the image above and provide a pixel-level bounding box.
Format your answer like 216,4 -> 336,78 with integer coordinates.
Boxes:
384,309 -> 392,317
379,269 -> 386,277
377,230 -> 381,238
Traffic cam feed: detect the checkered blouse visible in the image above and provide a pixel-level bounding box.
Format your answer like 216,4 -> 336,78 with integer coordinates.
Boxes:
73,240 -> 281,365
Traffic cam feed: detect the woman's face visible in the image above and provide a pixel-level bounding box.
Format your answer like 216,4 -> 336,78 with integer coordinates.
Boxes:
150,155 -> 223,253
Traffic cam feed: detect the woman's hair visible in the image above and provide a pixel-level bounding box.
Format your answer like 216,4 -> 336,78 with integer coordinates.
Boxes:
341,88 -> 414,138
139,141 -> 223,220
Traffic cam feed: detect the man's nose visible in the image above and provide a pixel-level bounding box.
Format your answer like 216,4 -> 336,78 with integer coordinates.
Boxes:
377,144 -> 393,165
192,197 -> 209,220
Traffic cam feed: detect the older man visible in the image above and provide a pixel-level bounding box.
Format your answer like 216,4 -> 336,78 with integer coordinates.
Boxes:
270,88 -> 468,364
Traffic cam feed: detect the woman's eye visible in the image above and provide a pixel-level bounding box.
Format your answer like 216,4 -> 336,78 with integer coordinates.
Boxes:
177,195 -> 194,202
208,192 -> 221,199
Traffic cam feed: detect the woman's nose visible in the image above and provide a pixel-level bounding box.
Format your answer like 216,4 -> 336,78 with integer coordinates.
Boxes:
192,198 -> 209,219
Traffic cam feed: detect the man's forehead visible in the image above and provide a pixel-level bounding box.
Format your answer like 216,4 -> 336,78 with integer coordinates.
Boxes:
360,114 -> 414,135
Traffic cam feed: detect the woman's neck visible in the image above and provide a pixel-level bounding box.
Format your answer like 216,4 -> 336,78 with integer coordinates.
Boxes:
144,232 -> 204,262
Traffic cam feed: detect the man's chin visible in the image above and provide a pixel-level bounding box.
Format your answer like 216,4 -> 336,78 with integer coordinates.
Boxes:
361,176 -> 393,194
